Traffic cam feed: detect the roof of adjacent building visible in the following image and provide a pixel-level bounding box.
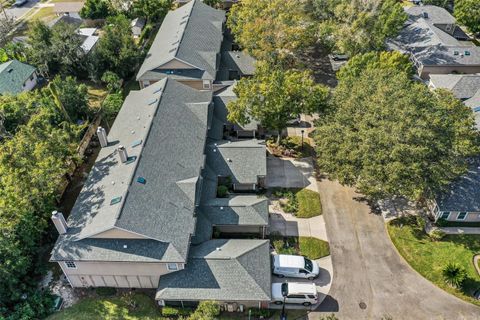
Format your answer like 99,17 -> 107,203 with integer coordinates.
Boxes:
77,28 -> 99,53
156,239 -> 272,302
136,0 -> 225,82
54,2 -> 85,13
48,14 -> 83,28
217,51 -> 256,81
206,139 -> 267,184
51,78 -> 212,263
0,60 -> 36,95
429,74 -> 480,100
131,17 -> 146,35
410,45 -> 480,67
436,158 -> 480,212
388,5 -> 479,67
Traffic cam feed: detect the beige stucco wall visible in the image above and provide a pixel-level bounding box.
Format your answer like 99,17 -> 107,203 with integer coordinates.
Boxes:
59,261 -> 184,288
157,59 -> 194,69
178,80 -> 210,91
421,65 -> 480,79
90,227 -> 147,239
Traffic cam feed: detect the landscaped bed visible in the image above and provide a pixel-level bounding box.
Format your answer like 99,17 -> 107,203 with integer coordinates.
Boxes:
267,136 -> 315,159
272,234 -> 330,260
387,216 -> 480,306
273,188 -> 322,218
47,293 -> 163,320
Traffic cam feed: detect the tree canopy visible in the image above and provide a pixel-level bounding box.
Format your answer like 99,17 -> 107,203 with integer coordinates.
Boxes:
132,0 -> 172,22
80,0 -> 114,20
227,0 -> 315,65
89,15 -> 139,79
314,63 -> 479,200
454,0 -> 480,34
312,0 -> 407,56
227,62 -> 329,139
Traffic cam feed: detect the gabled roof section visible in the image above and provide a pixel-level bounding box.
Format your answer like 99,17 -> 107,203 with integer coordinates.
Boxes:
136,0 -> 225,81
156,239 -> 272,302
0,60 -> 36,95
54,78 -> 213,262
429,74 -> 480,100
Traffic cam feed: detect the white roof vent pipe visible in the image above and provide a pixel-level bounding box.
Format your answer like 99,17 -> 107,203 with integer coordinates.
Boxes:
118,145 -> 128,163
96,126 -> 108,147
51,211 -> 68,234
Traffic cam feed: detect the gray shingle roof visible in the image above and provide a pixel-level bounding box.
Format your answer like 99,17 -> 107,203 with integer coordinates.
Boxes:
217,51 -> 256,81
0,60 -> 36,95
206,140 -> 267,184
136,0 -> 225,81
52,78 -> 212,262
200,196 -> 269,226
156,239 -> 272,302
429,74 -> 480,100
436,157 -> 480,212
411,45 -> 480,67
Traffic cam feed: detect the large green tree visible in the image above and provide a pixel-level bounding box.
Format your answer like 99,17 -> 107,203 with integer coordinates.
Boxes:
90,15 -> 139,79
312,0 -> 407,56
132,0 -> 172,22
51,76 -> 90,121
314,66 -> 479,200
80,0 -> 114,19
227,62 -> 329,141
454,0 -> 480,34
228,0 -> 315,65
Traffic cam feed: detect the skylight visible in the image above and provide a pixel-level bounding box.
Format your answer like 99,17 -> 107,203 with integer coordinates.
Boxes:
110,196 -> 122,205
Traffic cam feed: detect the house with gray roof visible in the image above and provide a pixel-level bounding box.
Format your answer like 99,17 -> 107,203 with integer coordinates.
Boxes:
430,158 -> 480,222
50,76 -> 269,307
136,0 -> 225,91
0,60 -> 38,95
388,5 -> 480,79
176,0 -> 240,9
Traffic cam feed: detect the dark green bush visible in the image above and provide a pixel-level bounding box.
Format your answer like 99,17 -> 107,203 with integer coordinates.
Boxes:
161,306 -> 192,317
95,287 -> 116,296
217,185 -> 228,198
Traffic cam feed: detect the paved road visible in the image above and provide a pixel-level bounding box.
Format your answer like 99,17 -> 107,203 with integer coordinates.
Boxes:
310,179 -> 480,320
4,0 -> 39,20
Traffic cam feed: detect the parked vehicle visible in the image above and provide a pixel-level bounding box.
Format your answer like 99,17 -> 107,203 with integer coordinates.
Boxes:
272,282 -> 318,306
272,254 -> 319,280
14,0 -> 28,6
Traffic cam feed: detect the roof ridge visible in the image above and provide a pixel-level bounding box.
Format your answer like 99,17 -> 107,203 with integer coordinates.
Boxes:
172,0 -> 196,58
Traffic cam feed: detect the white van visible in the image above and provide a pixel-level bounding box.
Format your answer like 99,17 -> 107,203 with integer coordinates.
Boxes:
272,254 -> 319,280
272,282 -> 318,306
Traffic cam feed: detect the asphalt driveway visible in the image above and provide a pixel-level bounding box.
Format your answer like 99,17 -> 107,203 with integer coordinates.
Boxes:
310,179 -> 480,320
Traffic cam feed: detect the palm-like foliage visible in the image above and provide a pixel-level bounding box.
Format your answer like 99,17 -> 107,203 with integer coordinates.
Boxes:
442,262 -> 467,288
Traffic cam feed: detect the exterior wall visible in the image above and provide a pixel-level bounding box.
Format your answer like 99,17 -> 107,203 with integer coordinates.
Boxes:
216,225 -> 265,234
420,65 -> 480,79
444,211 -> 480,222
89,227 -> 147,239
22,72 -> 37,92
157,59 -> 194,69
178,80 -> 210,91
59,261 -> 184,288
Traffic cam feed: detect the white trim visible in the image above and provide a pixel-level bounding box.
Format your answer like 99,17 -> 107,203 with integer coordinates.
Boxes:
456,212 -> 468,220
202,80 -> 211,89
440,211 -> 451,220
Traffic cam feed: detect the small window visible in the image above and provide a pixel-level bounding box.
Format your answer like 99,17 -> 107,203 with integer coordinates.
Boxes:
288,294 -> 306,299
65,261 -> 76,269
167,263 -> 178,271
453,51 -> 459,56
457,212 -> 468,220
202,80 -> 211,89
440,211 -> 450,220
307,295 -> 316,299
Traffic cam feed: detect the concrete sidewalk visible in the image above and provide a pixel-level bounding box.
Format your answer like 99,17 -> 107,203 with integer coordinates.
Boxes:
437,227 -> 480,235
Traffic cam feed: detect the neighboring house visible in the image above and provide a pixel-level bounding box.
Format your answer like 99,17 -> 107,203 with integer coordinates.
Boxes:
429,158 -> 480,222
0,60 -> 38,95
465,92 -> 480,130
77,28 -> 100,54
48,14 -> 83,29
54,2 -> 84,17
50,78 -> 270,309
131,17 -> 146,39
136,0 -> 225,90
137,0 -> 255,92
176,0 -> 240,9
388,5 -> 480,79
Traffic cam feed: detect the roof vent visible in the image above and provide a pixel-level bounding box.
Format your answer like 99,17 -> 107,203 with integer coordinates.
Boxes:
148,98 -> 158,105
131,139 -> 142,147
236,54 -> 240,58
123,244 -> 128,249
7,68 -> 13,73
153,87 -> 162,94
216,247 -> 221,251
227,158 -> 232,162
137,177 -> 146,184
454,50 -> 459,56
465,51 -> 471,56
220,206 -> 224,210
96,126 -> 108,147
423,12 -> 428,19
118,145 -> 128,163
110,196 -> 122,205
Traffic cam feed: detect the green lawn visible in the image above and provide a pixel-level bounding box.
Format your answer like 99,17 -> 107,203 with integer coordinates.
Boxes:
388,217 -> 480,306
296,189 -> 322,218
272,235 -> 330,260
47,293 -> 163,320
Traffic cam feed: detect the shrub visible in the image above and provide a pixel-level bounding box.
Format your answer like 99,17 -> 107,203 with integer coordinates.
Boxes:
428,229 -> 446,242
415,215 -> 426,230
442,262 -> 467,288
162,306 -> 192,317
217,185 -> 228,198
188,301 -> 220,320
95,287 -> 116,296
436,218 -> 449,227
